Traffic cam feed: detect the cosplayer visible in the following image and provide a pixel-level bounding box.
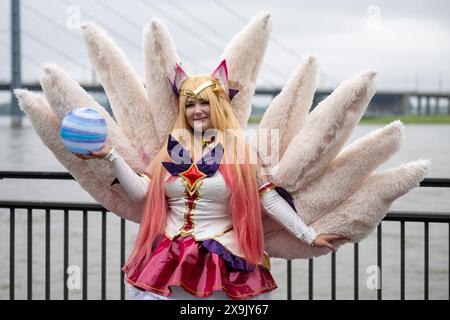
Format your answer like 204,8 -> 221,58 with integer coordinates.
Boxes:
74,64 -> 348,300
14,13 -> 429,300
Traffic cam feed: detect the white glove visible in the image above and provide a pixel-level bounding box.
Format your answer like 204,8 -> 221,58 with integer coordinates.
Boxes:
102,148 -> 150,202
259,182 -> 318,246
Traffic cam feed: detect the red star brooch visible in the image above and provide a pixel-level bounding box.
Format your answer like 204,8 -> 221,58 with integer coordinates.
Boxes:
178,163 -> 207,196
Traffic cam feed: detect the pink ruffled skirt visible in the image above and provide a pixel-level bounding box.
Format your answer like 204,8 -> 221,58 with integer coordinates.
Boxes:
123,234 -> 277,300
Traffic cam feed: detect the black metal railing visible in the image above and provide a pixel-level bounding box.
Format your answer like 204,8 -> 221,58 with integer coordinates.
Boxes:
0,201 -> 125,300
1,171 -> 449,300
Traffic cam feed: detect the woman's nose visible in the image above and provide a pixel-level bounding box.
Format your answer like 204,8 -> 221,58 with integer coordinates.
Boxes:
194,104 -> 204,113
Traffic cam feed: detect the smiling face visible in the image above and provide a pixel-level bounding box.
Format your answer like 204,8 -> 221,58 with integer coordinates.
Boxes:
185,96 -> 213,132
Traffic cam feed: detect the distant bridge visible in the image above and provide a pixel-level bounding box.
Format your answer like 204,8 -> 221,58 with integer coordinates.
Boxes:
2,82 -> 450,119
3,0 -> 449,128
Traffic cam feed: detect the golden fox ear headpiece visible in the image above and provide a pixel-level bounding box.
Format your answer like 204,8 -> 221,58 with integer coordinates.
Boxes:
170,59 -> 239,100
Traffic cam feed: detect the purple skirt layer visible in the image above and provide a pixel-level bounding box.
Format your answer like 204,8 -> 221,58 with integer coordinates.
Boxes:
200,239 -> 256,272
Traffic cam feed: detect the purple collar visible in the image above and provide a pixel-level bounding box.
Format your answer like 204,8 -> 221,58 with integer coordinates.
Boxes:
162,134 -> 224,177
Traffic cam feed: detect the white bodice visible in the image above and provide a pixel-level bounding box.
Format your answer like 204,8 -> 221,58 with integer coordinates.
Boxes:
163,170 -> 246,257
164,170 -> 231,232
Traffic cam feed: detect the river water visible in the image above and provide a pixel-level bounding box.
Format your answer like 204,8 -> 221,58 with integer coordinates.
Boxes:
0,116 -> 449,300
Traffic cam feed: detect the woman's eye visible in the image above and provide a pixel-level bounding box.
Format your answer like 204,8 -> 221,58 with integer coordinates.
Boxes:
186,104 -> 193,108
201,101 -> 209,105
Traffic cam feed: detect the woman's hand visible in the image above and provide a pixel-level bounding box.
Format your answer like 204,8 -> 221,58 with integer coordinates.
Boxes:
72,144 -> 112,160
312,234 -> 351,252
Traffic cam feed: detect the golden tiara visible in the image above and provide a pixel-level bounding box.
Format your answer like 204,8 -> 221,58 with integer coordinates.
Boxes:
179,79 -> 220,98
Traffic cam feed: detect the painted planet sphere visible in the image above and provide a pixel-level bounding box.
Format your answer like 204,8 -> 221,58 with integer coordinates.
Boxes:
60,107 -> 107,155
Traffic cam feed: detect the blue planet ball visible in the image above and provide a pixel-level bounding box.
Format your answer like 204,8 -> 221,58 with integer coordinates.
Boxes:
60,107 -> 108,155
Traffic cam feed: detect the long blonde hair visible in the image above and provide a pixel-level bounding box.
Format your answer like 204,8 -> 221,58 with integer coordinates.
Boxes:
123,75 -> 264,275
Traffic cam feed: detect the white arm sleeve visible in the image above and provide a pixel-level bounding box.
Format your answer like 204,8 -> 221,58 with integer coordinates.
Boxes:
259,182 -> 318,245
102,148 -> 150,202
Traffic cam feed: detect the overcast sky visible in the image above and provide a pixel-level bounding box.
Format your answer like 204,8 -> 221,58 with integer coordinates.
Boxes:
1,0 -> 450,103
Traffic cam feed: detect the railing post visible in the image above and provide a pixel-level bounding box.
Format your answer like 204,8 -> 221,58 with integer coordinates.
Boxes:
377,223 -> 382,300
101,210 -> 107,300
45,208 -> 50,300
287,260 -> 292,300
401,221 -> 405,300
308,258 -> 313,300
63,209 -> 69,300
120,218 -> 126,300
331,251 -> 336,300
27,207 -> 32,300
354,243 -> 359,300
425,222 -> 429,300
82,209 -> 88,300
9,208 -> 15,300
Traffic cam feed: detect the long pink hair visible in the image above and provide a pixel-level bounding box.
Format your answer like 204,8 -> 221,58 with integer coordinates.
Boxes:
123,76 -> 264,275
